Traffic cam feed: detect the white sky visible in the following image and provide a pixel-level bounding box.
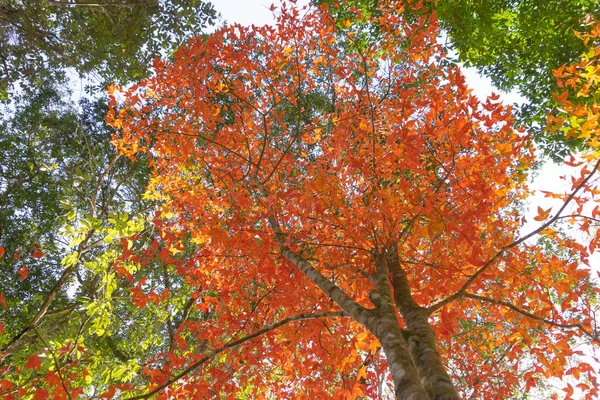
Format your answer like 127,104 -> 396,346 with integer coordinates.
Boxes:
214,0 -> 288,26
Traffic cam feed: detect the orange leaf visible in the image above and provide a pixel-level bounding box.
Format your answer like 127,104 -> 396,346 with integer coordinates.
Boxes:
496,142 -> 513,156
17,265 -> 29,281
31,247 -> 44,258
552,90 -> 572,106
533,206 -> 552,222
356,366 -> 367,381
0,292 -> 5,309
33,389 -> 50,400
24,354 -> 42,371
45,371 -> 61,388
564,156 -> 584,167
564,383 -> 574,400
0,245 -> 4,259
0,379 -> 13,391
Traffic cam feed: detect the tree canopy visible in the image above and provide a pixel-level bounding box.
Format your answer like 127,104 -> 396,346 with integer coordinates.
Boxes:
1,1 -> 600,399
0,0 -> 216,100
0,0 -> 216,396
315,0 -> 599,157
435,0 -> 599,157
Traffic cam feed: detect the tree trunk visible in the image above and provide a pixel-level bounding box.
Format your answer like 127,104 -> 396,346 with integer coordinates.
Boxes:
265,198 -> 458,399
388,247 -> 461,400
368,312 -> 429,400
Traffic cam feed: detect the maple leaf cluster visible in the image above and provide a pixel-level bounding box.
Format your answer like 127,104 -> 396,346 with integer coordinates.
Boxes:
91,3 -> 600,400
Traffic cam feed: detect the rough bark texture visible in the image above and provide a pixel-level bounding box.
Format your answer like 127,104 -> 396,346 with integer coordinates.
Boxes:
388,247 -> 460,400
261,177 -> 452,399
365,252 -> 429,399
370,314 -> 429,400
280,246 -> 430,398
267,210 -> 429,398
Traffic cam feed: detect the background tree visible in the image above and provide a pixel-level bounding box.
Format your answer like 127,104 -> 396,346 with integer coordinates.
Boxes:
0,82 -> 173,397
0,0 -> 217,100
102,2 -> 599,398
0,3 -> 217,394
434,0 -> 598,158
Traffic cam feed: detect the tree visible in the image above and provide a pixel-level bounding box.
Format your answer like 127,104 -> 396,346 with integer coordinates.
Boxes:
433,0 -> 598,158
0,0 -> 217,100
2,1 -> 600,399
547,22 -> 600,151
0,83 -> 162,397
0,1 -> 218,397
103,2 -> 600,398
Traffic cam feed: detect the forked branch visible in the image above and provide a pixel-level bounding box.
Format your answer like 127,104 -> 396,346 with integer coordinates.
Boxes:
463,292 -> 599,343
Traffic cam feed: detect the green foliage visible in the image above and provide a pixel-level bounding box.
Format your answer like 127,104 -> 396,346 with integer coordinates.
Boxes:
0,81 -> 150,361
0,0 -> 217,100
0,1 -> 219,396
0,88 -> 204,391
434,0 -> 598,158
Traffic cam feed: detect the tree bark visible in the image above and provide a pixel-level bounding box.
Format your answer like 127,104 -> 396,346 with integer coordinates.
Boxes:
259,180 -> 440,399
371,314 -> 429,400
267,213 -> 429,398
388,247 -> 460,400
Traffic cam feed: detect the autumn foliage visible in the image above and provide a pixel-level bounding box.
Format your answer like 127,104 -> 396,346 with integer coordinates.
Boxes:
548,20 -> 600,150
3,1 -> 600,399
104,2 -> 600,399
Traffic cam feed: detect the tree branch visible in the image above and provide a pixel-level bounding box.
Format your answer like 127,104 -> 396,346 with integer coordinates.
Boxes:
428,158 -> 600,313
387,246 -> 460,399
252,179 -> 371,324
33,327 -> 73,400
3,265 -> 79,353
46,0 -> 152,7
463,292 -> 599,343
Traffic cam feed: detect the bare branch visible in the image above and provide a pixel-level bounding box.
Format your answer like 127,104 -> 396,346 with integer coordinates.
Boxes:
46,1 -> 151,7
463,292 -> 599,343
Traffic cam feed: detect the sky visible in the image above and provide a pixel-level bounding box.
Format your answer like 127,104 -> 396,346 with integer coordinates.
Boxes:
214,0 -> 291,26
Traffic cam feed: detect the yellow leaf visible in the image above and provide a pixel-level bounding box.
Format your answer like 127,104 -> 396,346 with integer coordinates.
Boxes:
355,341 -> 369,351
191,235 -> 208,245
169,245 -> 182,255
355,331 -> 369,342
357,366 -> 367,381
496,142 -> 512,156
